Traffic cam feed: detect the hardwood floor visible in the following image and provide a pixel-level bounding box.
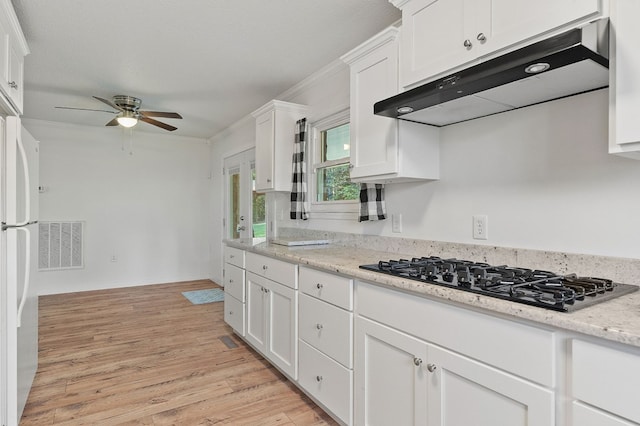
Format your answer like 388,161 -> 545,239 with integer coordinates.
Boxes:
21,280 -> 337,425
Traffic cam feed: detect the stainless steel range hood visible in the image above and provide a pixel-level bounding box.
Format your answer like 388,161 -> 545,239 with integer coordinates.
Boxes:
374,19 -> 609,126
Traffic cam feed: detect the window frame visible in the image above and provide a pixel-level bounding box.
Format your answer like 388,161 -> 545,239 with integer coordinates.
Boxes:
310,109 -> 359,218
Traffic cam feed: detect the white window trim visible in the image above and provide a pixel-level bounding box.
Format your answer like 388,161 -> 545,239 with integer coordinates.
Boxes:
309,109 -> 359,219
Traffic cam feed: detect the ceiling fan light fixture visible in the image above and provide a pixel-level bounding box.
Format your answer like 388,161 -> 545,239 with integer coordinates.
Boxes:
116,110 -> 138,128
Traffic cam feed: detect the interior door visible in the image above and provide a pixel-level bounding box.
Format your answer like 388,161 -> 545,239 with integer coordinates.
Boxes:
224,149 -> 266,242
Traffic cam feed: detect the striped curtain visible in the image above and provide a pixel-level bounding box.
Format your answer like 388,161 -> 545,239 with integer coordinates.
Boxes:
290,118 -> 309,220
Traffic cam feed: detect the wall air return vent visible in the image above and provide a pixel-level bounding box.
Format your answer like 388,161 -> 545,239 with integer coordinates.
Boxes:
38,221 -> 84,270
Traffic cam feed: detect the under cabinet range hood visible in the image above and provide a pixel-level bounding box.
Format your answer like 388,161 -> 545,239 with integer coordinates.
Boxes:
374,20 -> 609,126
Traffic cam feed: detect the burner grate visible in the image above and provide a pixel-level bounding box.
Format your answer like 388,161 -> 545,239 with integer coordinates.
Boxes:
361,256 -> 638,312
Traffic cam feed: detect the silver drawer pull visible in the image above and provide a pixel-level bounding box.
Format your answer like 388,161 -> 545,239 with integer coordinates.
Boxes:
8,81 -> 17,89
316,323 -> 323,330
229,310 -> 233,315
316,375 -> 323,382
316,283 -> 323,289
229,254 -> 234,258
229,279 -> 234,283
427,363 -> 437,373
262,265 -> 268,270
477,32 -> 486,42
413,357 -> 423,367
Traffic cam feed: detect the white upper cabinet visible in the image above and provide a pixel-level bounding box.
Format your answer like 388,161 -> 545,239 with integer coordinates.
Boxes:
0,0 -> 28,115
608,0 -> 640,159
392,0 -> 603,89
251,100 -> 308,192
341,27 -> 440,184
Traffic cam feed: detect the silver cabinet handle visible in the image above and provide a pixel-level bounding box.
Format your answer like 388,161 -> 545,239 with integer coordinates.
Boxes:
236,225 -> 246,231
477,33 -> 486,42
316,283 -> 323,289
229,279 -> 234,283
266,178 -> 272,183
427,363 -> 437,373
463,39 -> 472,48
262,265 -> 268,270
8,81 -> 17,89
229,254 -> 235,259
349,163 -> 354,169
229,310 -> 233,315
316,323 -> 323,330
316,375 -> 323,382
413,357 -> 423,366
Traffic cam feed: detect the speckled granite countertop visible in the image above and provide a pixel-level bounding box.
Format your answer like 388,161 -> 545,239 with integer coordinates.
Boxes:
226,239 -> 640,348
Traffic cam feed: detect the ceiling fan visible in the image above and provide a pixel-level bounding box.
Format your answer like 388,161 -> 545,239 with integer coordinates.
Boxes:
56,95 -> 182,131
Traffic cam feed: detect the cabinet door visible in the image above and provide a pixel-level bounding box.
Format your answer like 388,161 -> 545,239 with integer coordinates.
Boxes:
7,41 -> 22,112
482,0 -> 601,58
399,0 -> 476,88
349,35 -> 399,179
0,18 -> 8,97
255,111 -> 275,191
245,273 -> 267,352
354,317 -> 428,426
427,345 -> 554,426
265,279 -> 297,379
573,402 -> 638,426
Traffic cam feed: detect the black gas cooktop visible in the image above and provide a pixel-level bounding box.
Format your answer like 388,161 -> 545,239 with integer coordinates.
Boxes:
360,256 -> 638,312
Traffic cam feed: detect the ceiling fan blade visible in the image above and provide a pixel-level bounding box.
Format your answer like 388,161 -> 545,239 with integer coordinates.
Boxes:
139,116 -> 177,131
55,106 -> 117,114
93,96 -> 122,111
140,111 -> 182,119
105,118 -> 119,126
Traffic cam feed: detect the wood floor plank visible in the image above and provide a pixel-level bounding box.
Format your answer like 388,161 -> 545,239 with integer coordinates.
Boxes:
20,280 -> 338,425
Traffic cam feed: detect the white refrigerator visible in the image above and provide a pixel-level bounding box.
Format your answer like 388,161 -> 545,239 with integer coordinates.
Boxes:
1,116 -> 39,426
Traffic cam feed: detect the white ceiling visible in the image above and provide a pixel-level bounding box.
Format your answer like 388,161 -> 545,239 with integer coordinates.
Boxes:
12,0 -> 400,139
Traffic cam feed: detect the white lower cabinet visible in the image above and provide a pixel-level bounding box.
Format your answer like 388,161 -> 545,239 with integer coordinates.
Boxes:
427,344 -> 553,426
571,339 -> 640,425
298,267 -> 354,425
223,247 -> 245,336
355,317 -> 429,425
246,271 -> 297,379
354,281 -> 555,426
299,340 -> 352,425
224,294 -> 245,336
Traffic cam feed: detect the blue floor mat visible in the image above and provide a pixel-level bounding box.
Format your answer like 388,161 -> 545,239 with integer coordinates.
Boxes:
182,288 -> 224,304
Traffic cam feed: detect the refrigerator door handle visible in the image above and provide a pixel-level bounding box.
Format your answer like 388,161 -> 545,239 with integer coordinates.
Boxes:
15,226 -> 31,328
14,127 -> 31,226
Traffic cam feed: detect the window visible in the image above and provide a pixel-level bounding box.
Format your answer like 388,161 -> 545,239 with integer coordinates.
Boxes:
311,110 -> 359,217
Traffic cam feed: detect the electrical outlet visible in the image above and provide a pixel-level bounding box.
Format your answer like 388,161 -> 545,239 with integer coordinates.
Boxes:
473,215 -> 488,240
392,213 -> 403,233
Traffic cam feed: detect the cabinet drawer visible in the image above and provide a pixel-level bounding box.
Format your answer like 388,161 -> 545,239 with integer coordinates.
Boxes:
246,252 -> 297,289
572,339 -> 640,424
356,281 -> 555,387
225,246 -> 245,268
299,293 -> 353,368
298,340 -> 352,425
224,264 -> 245,302
299,266 -> 353,310
224,294 -> 245,336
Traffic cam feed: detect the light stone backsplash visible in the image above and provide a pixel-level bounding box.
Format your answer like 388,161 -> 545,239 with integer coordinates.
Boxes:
277,227 -> 640,286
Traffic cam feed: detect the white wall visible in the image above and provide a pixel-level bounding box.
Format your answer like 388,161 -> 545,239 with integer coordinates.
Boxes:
212,66 -> 640,261
25,120 -> 211,295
